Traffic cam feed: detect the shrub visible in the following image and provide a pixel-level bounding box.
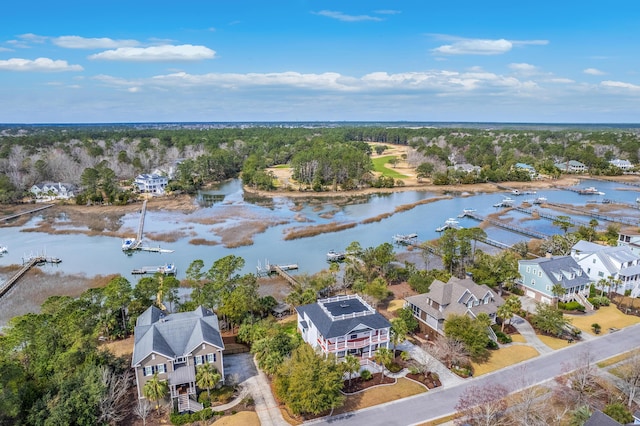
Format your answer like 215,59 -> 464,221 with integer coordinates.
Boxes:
198,392 -> 212,407
592,323 -> 601,334
388,362 -> 403,373
494,330 -> 512,344
360,369 -> 373,381
170,408 -> 217,425
408,366 -> 420,375
487,340 -> 499,350
400,351 -> 411,361
588,296 -> 610,308
429,372 -> 439,382
558,301 -> 585,312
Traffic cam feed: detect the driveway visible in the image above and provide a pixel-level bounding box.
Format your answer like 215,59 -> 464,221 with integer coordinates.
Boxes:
224,353 -> 288,426
307,322 -> 640,426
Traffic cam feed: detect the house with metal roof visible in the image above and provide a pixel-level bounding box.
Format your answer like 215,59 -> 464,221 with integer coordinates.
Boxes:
609,158 -> 634,171
132,305 -> 224,413
515,162 -> 537,178
29,182 -> 76,200
296,294 -> 391,359
518,255 -> 591,304
404,277 -> 503,339
554,160 -> 588,173
571,240 -> 640,297
618,231 -> 640,257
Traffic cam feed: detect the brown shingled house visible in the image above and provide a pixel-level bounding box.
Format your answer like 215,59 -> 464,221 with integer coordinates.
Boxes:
404,276 -> 503,340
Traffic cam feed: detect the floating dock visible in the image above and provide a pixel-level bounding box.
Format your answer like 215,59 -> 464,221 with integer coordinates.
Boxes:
545,202 -> 639,226
513,206 -> 590,227
131,263 -> 176,275
460,211 -> 550,240
393,233 -> 418,245
256,259 -> 299,286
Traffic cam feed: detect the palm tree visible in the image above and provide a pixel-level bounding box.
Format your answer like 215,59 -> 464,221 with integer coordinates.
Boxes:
390,318 -> 408,352
196,363 -> 221,398
552,215 -> 572,234
143,372 -> 169,414
496,304 -> 512,333
551,283 -> 567,309
342,354 -> 361,387
374,347 -> 394,383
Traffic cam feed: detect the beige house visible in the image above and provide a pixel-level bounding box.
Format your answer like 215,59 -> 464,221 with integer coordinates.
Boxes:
404,277 -> 503,339
132,306 -> 224,413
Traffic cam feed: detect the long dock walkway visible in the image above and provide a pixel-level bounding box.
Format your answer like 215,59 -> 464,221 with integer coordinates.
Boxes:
461,211 -> 549,240
257,260 -> 299,286
137,200 -> 147,242
1,204 -> 54,222
513,206 -> 590,227
0,255 -> 61,299
545,202 -> 639,226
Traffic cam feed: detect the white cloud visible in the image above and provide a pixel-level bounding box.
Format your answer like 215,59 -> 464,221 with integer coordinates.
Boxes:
509,63 -> 537,72
128,87 -> 141,93
546,78 -> 575,84
0,57 -> 83,72
88,44 -> 216,61
17,33 -> 48,43
53,36 -> 140,49
584,68 -> 606,75
314,10 -> 383,22
374,10 -> 401,15
432,36 -> 548,55
0,47 -> 12,52
601,80 -> 640,90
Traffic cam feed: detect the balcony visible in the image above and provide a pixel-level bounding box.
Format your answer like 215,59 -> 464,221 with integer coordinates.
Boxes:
320,333 -> 389,352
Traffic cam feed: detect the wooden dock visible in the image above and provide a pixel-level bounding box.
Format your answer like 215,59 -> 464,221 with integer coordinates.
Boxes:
545,202 -> 639,226
460,211 -> 550,240
256,260 -> 299,286
137,200 -> 147,242
0,255 -> 61,299
513,206 -> 590,227
1,204 -> 54,222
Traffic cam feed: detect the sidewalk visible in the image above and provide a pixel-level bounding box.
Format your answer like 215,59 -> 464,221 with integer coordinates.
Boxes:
397,340 -> 464,387
510,315 -> 554,354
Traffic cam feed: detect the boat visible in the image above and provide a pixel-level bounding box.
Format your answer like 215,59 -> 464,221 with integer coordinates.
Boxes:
0,245 -> 7,254
458,208 -> 476,217
636,197 -> 640,204
493,197 -> 514,208
393,233 -> 418,245
159,263 -> 177,275
532,197 -> 547,205
326,250 -> 345,262
436,218 -> 459,232
122,238 -> 138,251
524,190 -> 537,195
579,187 -> 605,195
511,189 -> 522,196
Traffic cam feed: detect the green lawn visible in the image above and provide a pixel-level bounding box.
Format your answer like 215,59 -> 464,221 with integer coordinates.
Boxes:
372,156 -> 409,179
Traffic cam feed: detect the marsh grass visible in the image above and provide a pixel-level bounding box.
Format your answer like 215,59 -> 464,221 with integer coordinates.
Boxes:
189,238 -> 219,246
284,222 -> 357,240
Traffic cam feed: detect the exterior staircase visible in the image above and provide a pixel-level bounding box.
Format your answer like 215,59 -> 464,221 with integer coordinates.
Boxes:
575,292 -> 595,312
177,394 -> 204,413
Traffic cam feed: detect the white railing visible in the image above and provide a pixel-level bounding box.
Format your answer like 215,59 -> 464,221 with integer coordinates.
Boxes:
323,334 -> 389,351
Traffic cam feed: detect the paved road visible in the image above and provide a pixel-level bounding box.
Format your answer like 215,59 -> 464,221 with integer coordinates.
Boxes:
309,323 -> 640,426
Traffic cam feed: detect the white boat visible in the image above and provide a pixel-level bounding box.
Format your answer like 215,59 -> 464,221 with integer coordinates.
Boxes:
326,250 -> 345,262
458,208 -> 476,217
532,197 -> 547,205
436,218 -> 459,232
511,189 -> 522,196
393,233 -> 418,244
493,197 -> 514,208
636,197 -> 640,204
524,190 -> 537,195
122,238 -> 137,251
579,187 -> 605,195
0,245 -> 7,254
159,263 -> 177,275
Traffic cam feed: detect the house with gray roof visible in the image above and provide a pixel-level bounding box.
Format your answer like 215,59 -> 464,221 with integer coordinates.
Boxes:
132,305 -> 224,413
571,240 -> 640,297
609,158 -> 634,171
518,255 -> 591,304
134,173 -> 168,194
296,294 -> 390,359
29,182 -> 76,200
618,231 -> 640,257
404,277 -> 503,339
555,160 -> 588,173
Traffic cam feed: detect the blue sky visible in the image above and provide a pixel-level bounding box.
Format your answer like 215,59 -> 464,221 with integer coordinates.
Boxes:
2,1 -> 639,123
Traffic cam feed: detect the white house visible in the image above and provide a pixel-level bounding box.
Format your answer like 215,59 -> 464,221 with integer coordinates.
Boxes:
296,294 -> 390,359
451,163 -> 481,174
618,231 -> 640,256
29,182 -> 76,200
134,173 -> 168,194
554,160 -> 588,173
609,159 -> 634,171
571,240 -> 640,296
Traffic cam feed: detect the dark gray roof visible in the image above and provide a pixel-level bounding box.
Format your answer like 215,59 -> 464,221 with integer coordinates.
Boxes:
323,298 -> 369,316
522,256 -> 591,290
132,306 -> 224,366
296,297 -> 390,339
584,409 -> 621,426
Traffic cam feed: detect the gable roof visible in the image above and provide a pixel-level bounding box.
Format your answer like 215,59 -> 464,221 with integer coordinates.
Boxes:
584,409 -> 621,426
296,295 -> 390,339
520,256 -> 591,289
132,305 -> 224,367
405,277 -> 503,321
572,241 -> 640,275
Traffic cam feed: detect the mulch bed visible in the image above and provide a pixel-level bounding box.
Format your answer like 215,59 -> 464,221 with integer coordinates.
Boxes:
405,372 -> 442,389
342,373 -> 396,393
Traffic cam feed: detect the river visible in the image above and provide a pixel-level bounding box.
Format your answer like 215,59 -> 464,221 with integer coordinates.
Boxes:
0,178 -> 638,280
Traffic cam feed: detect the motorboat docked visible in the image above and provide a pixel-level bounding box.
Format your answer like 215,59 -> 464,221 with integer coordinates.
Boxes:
122,238 -> 138,251
532,197 -> 547,205
393,233 -> 418,245
436,218 -> 459,232
326,250 -> 346,262
511,189 -> 522,196
159,263 -> 176,275
493,197 -> 514,208
131,263 -> 177,275
0,245 -> 7,254
458,208 -> 476,218
578,187 -> 605,195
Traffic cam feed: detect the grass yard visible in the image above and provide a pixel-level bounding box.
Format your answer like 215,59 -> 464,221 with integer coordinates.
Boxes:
537,335 -> 571,350
212,411 -> 260,426
333,378 -> 426,415
100,336 -> 133,357
598,352 -> 635,368
510,334 -> 527,343
386,299 -> 405,313
279,317 -> 298,335
372,156 -> 409,179
567,305 -> 640,335
472,345 -> 539,376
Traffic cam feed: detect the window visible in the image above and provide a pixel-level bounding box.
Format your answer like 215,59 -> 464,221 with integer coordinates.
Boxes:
206,353 -> 216,363
195,355 -> 205,365
598,271 -> 604,277
144,366 -> 154,376
157,364 -> 166,374
538,271 -> 542,277
531,279 -> 535,286
587,268 -> 591,274
546,285 -> 551,291
350,334 -> 358,339
526,266 -> 531,273
593,259 -> 596,264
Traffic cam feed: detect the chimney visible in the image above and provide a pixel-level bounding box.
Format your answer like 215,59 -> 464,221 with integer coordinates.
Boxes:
545,251 -> 553,259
